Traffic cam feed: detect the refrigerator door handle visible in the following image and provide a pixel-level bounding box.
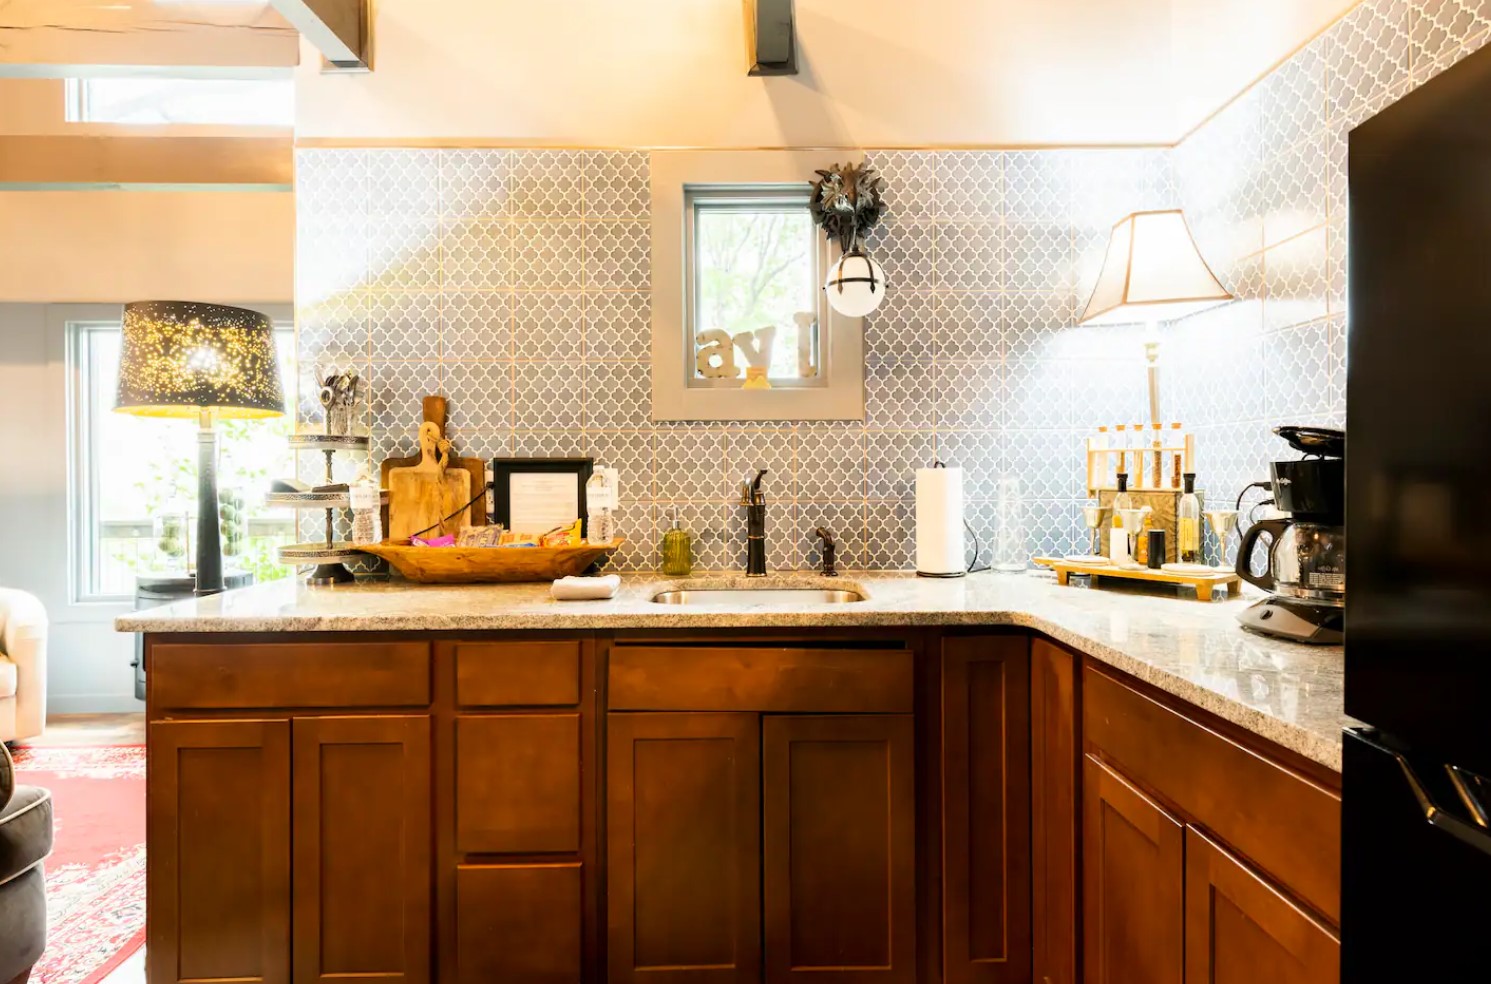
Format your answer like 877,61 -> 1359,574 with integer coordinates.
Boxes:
1357,730 -> 1491,856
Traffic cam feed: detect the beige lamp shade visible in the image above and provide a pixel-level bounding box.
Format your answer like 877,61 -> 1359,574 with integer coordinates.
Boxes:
115,301 -> 285,419
1077,210 -> 1233,325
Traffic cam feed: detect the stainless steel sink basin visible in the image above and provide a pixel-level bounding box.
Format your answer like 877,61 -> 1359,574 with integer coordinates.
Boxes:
650,588 -> 865,606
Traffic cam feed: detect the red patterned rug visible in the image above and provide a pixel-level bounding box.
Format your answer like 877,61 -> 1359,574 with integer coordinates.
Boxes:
10,744 -> 146,984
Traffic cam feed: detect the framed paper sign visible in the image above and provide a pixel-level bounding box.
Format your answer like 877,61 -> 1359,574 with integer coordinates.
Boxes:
491,457 -> 594,536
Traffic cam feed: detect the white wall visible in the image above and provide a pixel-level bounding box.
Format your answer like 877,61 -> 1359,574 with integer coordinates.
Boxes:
0,190 -> 292,712
295,0 -> 1359,147
1170,0 -> 1355,135
296,0 -> 1179,146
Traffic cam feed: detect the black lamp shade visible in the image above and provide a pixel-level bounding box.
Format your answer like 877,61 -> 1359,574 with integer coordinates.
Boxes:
115,301 -> 285,419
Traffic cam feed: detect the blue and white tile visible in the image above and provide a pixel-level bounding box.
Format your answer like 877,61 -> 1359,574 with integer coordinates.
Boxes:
442,291 -> 513,361
583,361 -> 651,428
584,291 -> 651,361
796,426 -> 866,501
866,430 -> 936,500
865,357 -> 937,429
936,292 -> 1002,361
514,362 -> 584,429
586,429 -> 656,501
442,362 -> 513,432
583,151 -> 650,220
512,221 -> 585,289
514,291 -> 584,359
439,149 -> 509,219
369,291 -> 441,361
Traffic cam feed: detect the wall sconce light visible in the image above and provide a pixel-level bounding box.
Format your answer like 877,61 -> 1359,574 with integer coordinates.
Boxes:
811,162 -> 889,317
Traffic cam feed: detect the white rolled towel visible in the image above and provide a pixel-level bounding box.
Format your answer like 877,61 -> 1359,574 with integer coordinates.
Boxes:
550,574 -> 622,601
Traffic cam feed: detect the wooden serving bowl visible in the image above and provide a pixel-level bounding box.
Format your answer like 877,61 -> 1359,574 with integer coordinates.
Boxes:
358,538 -> 624,584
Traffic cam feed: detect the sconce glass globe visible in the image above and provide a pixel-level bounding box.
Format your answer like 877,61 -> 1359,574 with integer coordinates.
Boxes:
823,249 -> 887,318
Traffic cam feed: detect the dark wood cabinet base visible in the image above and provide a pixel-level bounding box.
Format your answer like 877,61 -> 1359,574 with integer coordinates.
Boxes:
142,627 -> 1340,984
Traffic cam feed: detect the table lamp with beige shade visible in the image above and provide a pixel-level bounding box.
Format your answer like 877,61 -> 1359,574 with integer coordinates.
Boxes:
114,301 -> 285,596
1078,209 -> 1234,425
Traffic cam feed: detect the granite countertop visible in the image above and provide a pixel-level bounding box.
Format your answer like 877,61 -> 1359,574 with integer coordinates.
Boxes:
117,570 -> 1355,771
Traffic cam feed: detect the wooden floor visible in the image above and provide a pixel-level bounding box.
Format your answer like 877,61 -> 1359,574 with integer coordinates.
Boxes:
13,712 -> 146,748
13,713 -> 148,984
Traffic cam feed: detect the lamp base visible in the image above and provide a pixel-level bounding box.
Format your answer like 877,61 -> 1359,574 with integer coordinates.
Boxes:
306,562 -> 357,586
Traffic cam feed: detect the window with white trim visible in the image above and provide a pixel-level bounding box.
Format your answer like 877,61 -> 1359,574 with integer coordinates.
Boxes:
70,318 -> 298,602
684,185 -> 824,389
65,77 -> 294,126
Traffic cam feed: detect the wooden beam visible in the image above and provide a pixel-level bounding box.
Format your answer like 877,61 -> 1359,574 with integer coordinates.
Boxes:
0,1 -> 299,78
0,134 -> 293,188
268,0 -> 369,71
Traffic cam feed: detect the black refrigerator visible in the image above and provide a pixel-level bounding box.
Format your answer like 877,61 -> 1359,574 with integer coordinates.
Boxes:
1346,40 -> 1491,982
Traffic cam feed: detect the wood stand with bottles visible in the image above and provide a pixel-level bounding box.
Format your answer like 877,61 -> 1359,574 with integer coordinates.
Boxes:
1033,555 -> 1241,602
1086,428 -> 1196,495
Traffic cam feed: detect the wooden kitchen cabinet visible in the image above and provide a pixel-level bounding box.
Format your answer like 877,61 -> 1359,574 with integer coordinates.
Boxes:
941,636 -> 1032,984
1030,638 -> 1079,984
291,716 -> 431,984
606,712 -> 762,984
1184,828 -> 1339,984
1081,754 -> 1184,984
763,714 -> 917,984
1078,661 -> 1343,984
148,719 -> 292,984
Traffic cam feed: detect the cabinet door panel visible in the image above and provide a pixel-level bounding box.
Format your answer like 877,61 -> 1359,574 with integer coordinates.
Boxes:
456,863 -> 582,984
1184,828 -> 1339,984
607,713 -> 761,984
1031,639 -> 1078,984
943,636 -> 1032,984
456,713 -> 580,854
293,716 -> 431,984
148,720 -> 290,984
1082,755 -> 1183,984
763,715 -> 915,984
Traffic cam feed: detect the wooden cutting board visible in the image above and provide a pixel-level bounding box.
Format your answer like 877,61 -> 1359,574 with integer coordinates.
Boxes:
380,396 -> 486,535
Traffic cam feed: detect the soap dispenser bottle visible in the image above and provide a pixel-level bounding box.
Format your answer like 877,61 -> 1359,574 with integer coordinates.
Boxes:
661,507 -> 693,576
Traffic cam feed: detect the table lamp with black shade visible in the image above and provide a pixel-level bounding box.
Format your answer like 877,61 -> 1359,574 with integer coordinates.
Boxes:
114,301 -> 285,596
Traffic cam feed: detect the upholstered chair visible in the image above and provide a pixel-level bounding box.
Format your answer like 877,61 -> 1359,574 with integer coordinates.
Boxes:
0,742 -> 54,984
0,590 -> 47,744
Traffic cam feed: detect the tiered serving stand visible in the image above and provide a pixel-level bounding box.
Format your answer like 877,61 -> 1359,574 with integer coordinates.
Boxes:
270,434 -> 383,585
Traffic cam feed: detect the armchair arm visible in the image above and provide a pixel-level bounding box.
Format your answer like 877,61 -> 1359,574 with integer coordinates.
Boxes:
0,590 -> 47,742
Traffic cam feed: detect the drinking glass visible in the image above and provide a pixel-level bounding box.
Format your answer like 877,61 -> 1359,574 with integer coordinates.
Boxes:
1081,502 -> 1106,558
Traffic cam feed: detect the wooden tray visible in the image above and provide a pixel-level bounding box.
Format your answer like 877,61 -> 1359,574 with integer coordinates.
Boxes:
358,538 -> 624,584
1033,556 -> 1241,602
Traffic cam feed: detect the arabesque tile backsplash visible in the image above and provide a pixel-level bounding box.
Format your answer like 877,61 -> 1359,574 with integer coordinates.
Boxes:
295,0 -> 1489,571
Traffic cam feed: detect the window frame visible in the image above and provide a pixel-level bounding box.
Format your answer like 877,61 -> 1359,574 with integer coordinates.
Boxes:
651,151 -> 866,422
683,184 -> 825,391
64,76 -> 295,127
65,305 -> 294,604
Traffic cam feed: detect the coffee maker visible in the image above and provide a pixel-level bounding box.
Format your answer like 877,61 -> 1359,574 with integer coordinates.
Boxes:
1235,426 -> 1345,644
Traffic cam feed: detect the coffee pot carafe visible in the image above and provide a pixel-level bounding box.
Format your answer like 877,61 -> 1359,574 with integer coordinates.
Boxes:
1235,426 -> 1345,644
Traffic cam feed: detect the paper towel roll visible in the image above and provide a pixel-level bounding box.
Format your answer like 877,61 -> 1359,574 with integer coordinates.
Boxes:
916,466 -> 965,576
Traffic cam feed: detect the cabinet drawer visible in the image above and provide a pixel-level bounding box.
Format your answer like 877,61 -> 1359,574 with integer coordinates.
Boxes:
1083,666 -> 1341,924
608,646 -> 914,713
455,641 -> 581,708
150,641 -> 430,709
456,864 -> 582,984
456,714 -> 581,854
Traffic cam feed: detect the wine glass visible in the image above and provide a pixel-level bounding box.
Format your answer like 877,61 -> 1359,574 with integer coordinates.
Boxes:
1079,502 -> 1106,561
1204,509 -> 1239,570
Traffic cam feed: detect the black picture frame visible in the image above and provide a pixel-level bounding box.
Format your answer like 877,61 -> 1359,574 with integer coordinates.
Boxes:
490,457 -> 594,536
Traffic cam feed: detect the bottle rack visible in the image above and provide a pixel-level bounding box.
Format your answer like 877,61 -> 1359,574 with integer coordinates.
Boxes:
1086,430 -> 1196,494
271,434 -> 381,585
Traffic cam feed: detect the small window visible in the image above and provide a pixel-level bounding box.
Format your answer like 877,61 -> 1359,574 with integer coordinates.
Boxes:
685,185 -> 823,389
66,77 -> 294,126
70,318 -> 298,602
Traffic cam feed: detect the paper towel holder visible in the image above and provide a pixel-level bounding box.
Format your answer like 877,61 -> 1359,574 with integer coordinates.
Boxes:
915,461 -> 989,578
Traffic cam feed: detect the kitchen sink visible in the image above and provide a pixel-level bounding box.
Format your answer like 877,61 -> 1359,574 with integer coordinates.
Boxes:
650,587 -> 866,606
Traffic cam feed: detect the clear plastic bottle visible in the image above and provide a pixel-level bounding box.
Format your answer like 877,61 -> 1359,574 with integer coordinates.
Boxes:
350,469 -> 382,546
661,507 -> 693,576
586,470 -> 616,545
1178,472 -> 1202,564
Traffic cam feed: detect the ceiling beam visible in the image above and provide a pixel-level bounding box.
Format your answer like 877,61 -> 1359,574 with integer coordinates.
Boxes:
0,134 -> 293,189
0,1 -> 299,78
267,0 -> 370,71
